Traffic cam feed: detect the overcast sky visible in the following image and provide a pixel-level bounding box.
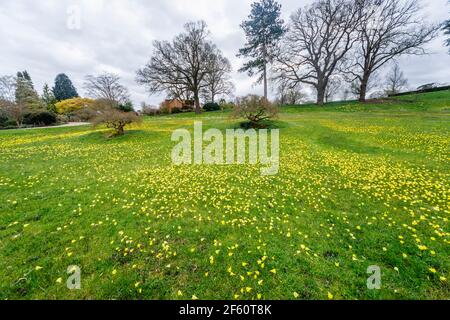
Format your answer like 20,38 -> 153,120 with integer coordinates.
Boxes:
1,0 -> 449,106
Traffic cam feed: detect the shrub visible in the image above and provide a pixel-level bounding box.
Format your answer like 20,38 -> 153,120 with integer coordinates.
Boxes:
0,114 -> 8,127
0,101 -> 27,127
56,114 -> 69,124
141,106 -> 160,116
0,102 -> 8,126
55,98 -> 95,115
92,98 -> 121,110
72,107 -> 97,122
0,119 -> 18,129
171,107 -> 183,114
4,120 -> 18,128
118,101 -> 135,113
220,102 -> 235,111
203,102 -> 221,112
232,95 -> 278,127
92,107 -> 141,137
71,99 -> 124,122
23,111 -> 57,126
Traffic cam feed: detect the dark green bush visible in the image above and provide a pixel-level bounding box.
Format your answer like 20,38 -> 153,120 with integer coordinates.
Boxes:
221,102 -> 235,110
171,107 -> 183,114
203,102 -> 221,112
181,105 -> 194,112
5,120 -> 18,127
0,114 -> 8,127
118,101 -> 135,113
24,111 -> 57,126
0,119 -> 20,129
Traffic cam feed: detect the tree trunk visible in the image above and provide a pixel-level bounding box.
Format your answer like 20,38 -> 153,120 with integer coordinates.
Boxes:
263,62 -> 268,100
316,88 -> 325,106
117,125 -> 125,136
194,92 -> 201,115
359,75 -> 369,102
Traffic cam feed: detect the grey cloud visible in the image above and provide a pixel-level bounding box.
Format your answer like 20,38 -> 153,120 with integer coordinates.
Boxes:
1,0 -> 449,107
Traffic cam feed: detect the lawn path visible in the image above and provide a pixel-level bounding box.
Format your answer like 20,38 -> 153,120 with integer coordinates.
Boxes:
23,122 -> 90,130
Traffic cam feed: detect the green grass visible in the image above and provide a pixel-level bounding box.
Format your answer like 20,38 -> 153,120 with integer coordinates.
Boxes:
0,91 -> 449,300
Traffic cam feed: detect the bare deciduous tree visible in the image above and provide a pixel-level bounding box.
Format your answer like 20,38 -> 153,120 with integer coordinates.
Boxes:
84,73 -> 130,104
385,63 -> 408,95
273,0 -> 363,105
202,51 -> 234,103
346,0 -> 439,102
444,18 -> 450,53
232,95 -> 279,127
91,99 -> 141,136
0,76 -> 17,102
0,100 -> 27,127
275,81 -> 305,105
167,82 -> 193,102
136,21 -> 219,114
324,77 -> 343,103
350,73 -> 379,98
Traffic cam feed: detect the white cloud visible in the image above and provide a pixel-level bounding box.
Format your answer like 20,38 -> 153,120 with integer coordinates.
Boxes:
0,0 -> 449,106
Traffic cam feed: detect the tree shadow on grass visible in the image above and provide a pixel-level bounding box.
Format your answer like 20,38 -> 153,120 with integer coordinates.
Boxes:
315,130 -> 384,155
230,120 -> 288,130
76,130 -> 149,144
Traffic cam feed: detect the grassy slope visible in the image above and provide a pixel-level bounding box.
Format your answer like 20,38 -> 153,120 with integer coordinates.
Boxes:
0,91 -> 449,300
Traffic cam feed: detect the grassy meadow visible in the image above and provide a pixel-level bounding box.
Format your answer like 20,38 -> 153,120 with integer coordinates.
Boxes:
0,91 -> 449,300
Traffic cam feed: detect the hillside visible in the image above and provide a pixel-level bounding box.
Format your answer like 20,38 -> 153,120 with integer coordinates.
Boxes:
0,90 -> 449,300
